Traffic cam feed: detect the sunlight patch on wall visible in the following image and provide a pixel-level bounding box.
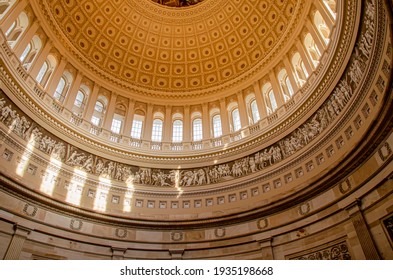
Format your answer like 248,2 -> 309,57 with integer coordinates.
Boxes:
93,176 -> 111,212
40,156 -> 61,196
173,169 -> 183,198
123,176 -> 134,213
65,168 -> 86,206
16,138 -> 35,176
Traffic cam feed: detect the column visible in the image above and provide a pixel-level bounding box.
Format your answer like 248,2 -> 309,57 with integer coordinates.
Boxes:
169,249 -> 184,260
111,247 -> 127,260
163,105 -> 172,142
346,200 -> 380,260
306,18 -> 326,51
296,39 -> 314,73
142,103 -> 153,141
13,20 -> 40,58
4,224 -> 32,260
103,93 -> 118,131
268,72 -> 285,108
257,238 -> 274,260
83,83 -> 100,120
28,40 -> 52,78
313,1 -> 335,30
183,105 -> 191,142
219,98 -> 230,135
0,0 -> 28,33
123,99 -> 135,136
202,103 -> 210,140
253,81 -> 268,118
236,91 -> 249,128
47,57 -> 67,95
283,55 -> 300,92
63,71 -> 83,111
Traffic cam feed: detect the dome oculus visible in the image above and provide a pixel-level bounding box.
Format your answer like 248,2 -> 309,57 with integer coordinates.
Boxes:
151,0 -> 204,7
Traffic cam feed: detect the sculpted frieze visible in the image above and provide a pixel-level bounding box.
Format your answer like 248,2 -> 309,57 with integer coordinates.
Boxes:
0,0 -> 379,188
290,241 -> 351,260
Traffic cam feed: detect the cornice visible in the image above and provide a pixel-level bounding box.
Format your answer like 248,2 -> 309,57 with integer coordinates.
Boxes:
32,0 -> 309,99
0,0 -> 358,166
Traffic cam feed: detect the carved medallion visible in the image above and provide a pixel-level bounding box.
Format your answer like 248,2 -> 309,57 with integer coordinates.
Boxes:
115,228 -> 128,239
214,228 -> 226,238
299,203 -> 311,215
290,241 -> 351,260
257,218 -> 269,230
70,219 -> 83,231
171,231 -> 184,241
23,203 -> 37,217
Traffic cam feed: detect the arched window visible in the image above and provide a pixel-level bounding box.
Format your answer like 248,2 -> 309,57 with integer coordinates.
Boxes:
0,0 -> 16,18
301,61 -> 309,77
172,120 -> 183,142
91,116 -> 101,126
192,118 -> 203,141
111,118 -> 122,134
131,113 -> 144,139
53,71 -> 73,103
304,33 -> 321,66
5,21 -> 15,37
152,119 -> 163,142
268,90 -> 278,112
19,43 -> 31,62
292,52 -> 309,86
212,114 -> 222,138
232,108 -> 241,132
36,61 -> 48,84
5,12 -> 28,48
286,77 -> 294,96
73,85 -> 90,111
323,0 -> 337,19
110,103 -> 126,134
94,101 -> 104,113
91,97 -> 107,126
91,104 -> 104,126
74,91 -> 85,108
54,77 -> 66,101
262,83 -> 278,114
250,100 -> 260,123
19,35 -> 42,70
314,10 -> 331,44
35,54 -> 57,88
278,69 -> 294,100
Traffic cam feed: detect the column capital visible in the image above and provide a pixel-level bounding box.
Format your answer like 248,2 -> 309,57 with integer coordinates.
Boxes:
256,237 -> 273,248
111,247 -> 127,260
169,249 -> 184,260
345,198 -> 362,215
13,224 -> 33,237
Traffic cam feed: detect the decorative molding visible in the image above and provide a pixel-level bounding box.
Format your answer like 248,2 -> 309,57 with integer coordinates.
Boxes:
171,231 -> 184,242
70,219 -> 83,231
299,202 -> 311,215
339,179 -> 352,194
22,203 -> 37,217
115,228 -> 128,239
214,228 -> 226,238
378,142 -> 392,161
289,241 -> 351,260
257,218 -> 269,230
